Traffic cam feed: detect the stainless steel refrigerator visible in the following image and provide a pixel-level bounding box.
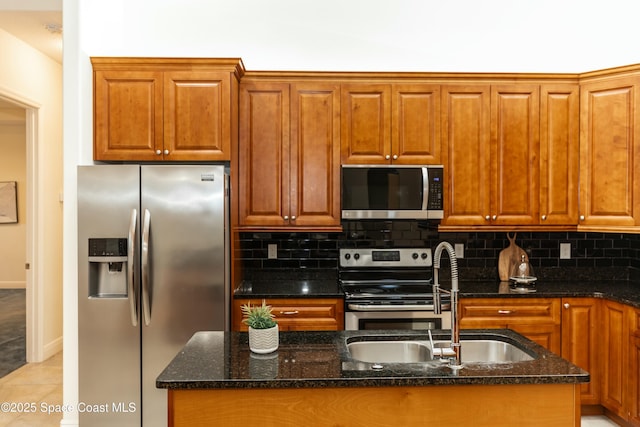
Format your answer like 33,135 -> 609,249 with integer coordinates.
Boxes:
77,164 -> 229,426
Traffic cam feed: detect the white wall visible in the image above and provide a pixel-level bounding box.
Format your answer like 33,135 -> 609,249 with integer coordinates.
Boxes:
0,108 -> 26,288
62,0 -> 640,424
0,25 -> 63,360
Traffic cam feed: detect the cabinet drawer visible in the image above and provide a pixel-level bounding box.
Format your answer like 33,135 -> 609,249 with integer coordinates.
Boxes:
232,298 -> 344,331
460,298 -> 561,324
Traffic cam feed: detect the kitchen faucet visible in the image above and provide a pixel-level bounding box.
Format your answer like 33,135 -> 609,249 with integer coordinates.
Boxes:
432,241 -> 462,368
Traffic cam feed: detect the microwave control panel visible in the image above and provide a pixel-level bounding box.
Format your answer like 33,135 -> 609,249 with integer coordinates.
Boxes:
426,167 -> 444,210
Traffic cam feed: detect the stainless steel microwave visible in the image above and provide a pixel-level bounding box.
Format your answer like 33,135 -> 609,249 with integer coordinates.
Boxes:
341,165 -> 444,220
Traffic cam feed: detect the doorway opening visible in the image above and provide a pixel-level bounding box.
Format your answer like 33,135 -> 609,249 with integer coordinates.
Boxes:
0,94 -> 43,364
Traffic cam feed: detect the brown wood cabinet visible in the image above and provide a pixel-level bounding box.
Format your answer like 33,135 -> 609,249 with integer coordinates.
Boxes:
579,73 -> 640,230
341,83 -> 440,164
601,300 -> 627,418
441,83 -> 579,229
629,307 -> 640,426
92,58 -> 243,161
459,297 -> 561,354
561,298 -> 600,405
237,81 -> 341,229
232,298 -> 344,331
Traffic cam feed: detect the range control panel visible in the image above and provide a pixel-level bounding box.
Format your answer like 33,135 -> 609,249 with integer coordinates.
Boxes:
339,248 -> 433,268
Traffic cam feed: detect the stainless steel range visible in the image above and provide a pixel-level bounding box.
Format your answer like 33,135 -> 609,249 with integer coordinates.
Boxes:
339,247 -> 451,331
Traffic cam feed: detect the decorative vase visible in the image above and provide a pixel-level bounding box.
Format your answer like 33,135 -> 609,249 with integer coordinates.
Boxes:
248,324 -> 279,354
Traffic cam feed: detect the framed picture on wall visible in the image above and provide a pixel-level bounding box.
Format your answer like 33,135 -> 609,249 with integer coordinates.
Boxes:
0,181 -> 18,224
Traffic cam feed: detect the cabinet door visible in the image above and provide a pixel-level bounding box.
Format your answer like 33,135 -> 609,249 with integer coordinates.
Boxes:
561,298 -> 599,405
508,323 -> 561,354
490,85 -> 540,225
629,307 -> 640,426
164,71 -> 231,160
601,300 -> 627,417
391,84 -> 441,164
94,70 -> 164,161
340,84 -> 391,164
540,85 -> 579,225
579,76 -> 640,228
289,83 -> 341,227
238,82 -> 290,226
440,85 -> 491,226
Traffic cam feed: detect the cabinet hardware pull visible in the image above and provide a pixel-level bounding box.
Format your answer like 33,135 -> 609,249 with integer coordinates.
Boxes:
280,311 -> 299,315
385,155 -> 390,160
393,154 -> 398,160
291,215 -> 296,220
579,215 -> 585,221
564,303 -> 570,309
492,215 -> 497,220
284,215 -> 289,220
541,215 -> 547,220
485,215 -> 490,221
155,150 -> 162,155
164,149 -> 169,155
497,310 -> 513,314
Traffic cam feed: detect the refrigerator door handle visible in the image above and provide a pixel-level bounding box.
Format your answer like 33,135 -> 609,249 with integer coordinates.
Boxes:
128,209 -> 139,326
141,208 -> 152,326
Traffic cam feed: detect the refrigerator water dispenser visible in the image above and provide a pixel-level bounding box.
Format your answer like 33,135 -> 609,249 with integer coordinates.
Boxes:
88,237 -> 129,298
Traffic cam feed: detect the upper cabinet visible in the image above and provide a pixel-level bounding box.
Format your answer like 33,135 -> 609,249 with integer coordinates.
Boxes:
440,82 -> 579,229
237,80 -> 341,230
92,57 -> 244,161
579,73 -> 640,230
341,83 -> 440,164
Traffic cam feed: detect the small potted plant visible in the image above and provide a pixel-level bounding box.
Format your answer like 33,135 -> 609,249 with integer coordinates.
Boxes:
241,299 -> 279,353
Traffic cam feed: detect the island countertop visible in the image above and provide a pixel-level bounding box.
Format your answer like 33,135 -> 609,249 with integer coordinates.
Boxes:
156,329 -> 588,390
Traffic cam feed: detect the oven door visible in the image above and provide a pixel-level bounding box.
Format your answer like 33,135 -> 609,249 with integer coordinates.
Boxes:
345,310 -> 452,331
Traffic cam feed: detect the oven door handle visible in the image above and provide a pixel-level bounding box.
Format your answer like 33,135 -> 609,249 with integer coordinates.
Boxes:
347,303 -> 451,311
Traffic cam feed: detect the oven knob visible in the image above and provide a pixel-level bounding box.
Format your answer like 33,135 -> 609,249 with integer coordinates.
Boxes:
344,253 -> 351,260
421,252 -> 428,259
412,253 -> 419,259
354,253 -> 360,260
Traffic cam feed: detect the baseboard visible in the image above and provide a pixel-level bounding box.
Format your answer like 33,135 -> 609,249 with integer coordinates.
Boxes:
0,281 -> 26,289
43,336 -> 63,360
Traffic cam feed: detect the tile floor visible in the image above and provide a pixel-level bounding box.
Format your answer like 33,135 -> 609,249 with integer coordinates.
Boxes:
0,352 -> 62,427
0,351 -> 624,426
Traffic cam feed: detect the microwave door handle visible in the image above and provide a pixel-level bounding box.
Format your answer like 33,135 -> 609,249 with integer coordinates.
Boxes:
421,167 -> 428,211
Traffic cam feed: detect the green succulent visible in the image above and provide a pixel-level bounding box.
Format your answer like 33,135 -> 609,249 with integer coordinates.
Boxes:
241,300 -> 277,329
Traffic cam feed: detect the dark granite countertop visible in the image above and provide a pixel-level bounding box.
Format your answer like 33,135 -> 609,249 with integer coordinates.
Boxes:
457,280 -> 640,308
156,329 -> 588,390
234,271 -> 640,309
234,268 -> 342,298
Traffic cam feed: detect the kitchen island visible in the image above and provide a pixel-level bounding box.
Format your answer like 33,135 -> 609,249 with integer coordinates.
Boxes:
157,329 -> 588,427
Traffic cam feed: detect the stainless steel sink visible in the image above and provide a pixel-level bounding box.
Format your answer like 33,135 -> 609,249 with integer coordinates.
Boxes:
346,338 -> 535,364
347,341 -> 431,363
437,339 -> 534,363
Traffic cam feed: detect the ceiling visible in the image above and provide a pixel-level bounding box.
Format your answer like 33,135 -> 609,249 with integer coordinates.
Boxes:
0,10 -> 62,64
0,2 -> 62,111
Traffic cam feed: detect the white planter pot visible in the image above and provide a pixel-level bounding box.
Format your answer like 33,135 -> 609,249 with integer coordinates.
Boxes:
248,324 -> 279,354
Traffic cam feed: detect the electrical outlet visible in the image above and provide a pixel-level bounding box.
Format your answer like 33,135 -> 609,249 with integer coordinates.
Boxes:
560,243 -> 571,259
454,243 -> 464,258
267,244 -> 278,259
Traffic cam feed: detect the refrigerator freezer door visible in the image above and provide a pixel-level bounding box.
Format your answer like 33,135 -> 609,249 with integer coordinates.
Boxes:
140,165 -> 227,427
77,165 -> 141,426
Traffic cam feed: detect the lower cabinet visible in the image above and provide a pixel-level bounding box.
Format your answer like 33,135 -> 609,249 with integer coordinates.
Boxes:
232,298 -> 344,331
561,298 -> 600,405
601,300 -> 627,418
600,301 -> 640,426
459,298 -> 561,354
629,308 -> 640,426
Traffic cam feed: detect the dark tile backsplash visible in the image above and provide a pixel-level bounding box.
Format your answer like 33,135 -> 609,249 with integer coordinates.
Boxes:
238,220 -> 640,282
